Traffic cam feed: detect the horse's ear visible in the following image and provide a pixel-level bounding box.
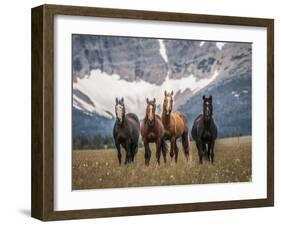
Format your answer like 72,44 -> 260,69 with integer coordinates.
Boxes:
121,97 -> 124,104
146,98 -> 149,104
153,98 -> 156,104
203,95 -> 206,100
164,90 -> 167,96
171,90 -> 174,96
210,95 -> 212,101
115,97 -> 118,104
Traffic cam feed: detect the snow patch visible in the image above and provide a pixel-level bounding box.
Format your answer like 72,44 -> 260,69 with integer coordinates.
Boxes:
200,41 -> 205,47
73,69 -> 219,119
158,39 -> 168,63
73,94 -> 112,118
216,42 -> 225,50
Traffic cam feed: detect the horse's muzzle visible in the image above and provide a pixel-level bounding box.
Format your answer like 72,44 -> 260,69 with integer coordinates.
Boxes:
117,119 -> 123,125
148,120 -> 154,127
166,110 -> 171,116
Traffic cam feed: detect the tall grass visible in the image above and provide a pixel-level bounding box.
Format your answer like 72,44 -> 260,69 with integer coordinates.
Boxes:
72,136 -> 251,190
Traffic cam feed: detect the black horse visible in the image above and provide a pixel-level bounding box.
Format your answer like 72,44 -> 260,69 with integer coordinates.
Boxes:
191,95 -> 217,164
113,97 -> 140,165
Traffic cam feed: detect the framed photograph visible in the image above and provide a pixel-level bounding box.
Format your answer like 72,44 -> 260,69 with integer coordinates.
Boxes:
31,4 -> 274,221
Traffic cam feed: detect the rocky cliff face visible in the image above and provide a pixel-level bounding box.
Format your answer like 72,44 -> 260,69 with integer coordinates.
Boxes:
73,35 -> 251,87
165,40 -> 219,79
73,35 -> 168,85
72,34 -> 252,144
164,40 -> 251,81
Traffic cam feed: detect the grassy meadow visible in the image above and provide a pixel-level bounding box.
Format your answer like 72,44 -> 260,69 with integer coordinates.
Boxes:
72,136 -> 251,190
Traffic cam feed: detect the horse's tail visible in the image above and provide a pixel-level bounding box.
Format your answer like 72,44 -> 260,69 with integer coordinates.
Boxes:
182,130 -> 190,161
175,111 -> 190,161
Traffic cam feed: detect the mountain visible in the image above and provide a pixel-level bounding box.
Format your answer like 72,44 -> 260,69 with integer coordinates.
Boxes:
72,35 -> 168,85
179,78 -> 251,138
72,35 -> 252,148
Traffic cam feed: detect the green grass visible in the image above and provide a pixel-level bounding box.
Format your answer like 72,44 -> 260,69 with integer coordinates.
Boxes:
72,136 -> 251,190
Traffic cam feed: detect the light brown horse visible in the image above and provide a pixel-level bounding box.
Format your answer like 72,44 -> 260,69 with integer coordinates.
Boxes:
161,90 -> 190,162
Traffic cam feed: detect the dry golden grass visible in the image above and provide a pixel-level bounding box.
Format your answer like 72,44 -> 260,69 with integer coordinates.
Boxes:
72,136 -> 251,190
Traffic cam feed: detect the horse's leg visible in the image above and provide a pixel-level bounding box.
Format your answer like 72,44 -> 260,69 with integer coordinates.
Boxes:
203,143 -> 208,160
174,139 -> 179,163
125,140 -> 132,164
196,141 -> 204,164
181,130 -> 190,161
207,142 -> 211,161
210,140 -> 215,164
131,143 -> 137,162
115,140 -> 122,165
156,139 -> 162,165
144,141 -> 151,166
161,139 -> 167,164
170,137 -> 175,160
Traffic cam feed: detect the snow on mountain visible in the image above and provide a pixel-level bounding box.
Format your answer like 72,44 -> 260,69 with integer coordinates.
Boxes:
158,39 -> 168,63
73,69 -> 219,119
216,42 -> 226,50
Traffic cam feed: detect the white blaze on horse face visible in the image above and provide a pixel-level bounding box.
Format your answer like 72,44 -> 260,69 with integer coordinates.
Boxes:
148,105 -> 153,121
166,95 -> 172,114
116,104 -> 123,121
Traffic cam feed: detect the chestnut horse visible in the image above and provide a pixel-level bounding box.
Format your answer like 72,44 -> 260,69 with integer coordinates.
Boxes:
141,98 -> 167,165
161,91 -> 190,162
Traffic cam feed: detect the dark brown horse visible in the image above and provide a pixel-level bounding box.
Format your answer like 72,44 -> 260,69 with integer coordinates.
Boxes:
162,91 -> 190,162
113,97 -> 140,165
141,98 -> 167,165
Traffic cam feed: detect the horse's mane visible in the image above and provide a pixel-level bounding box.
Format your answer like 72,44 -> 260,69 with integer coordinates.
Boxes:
126,113 -> 139,122
195,114 -> 203,123
155,115 -> 161,121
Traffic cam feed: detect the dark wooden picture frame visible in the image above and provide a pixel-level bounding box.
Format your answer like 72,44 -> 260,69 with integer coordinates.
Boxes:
31,4 -> 274,221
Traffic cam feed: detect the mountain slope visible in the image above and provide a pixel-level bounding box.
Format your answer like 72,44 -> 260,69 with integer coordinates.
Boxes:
72,35 -> 252,147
